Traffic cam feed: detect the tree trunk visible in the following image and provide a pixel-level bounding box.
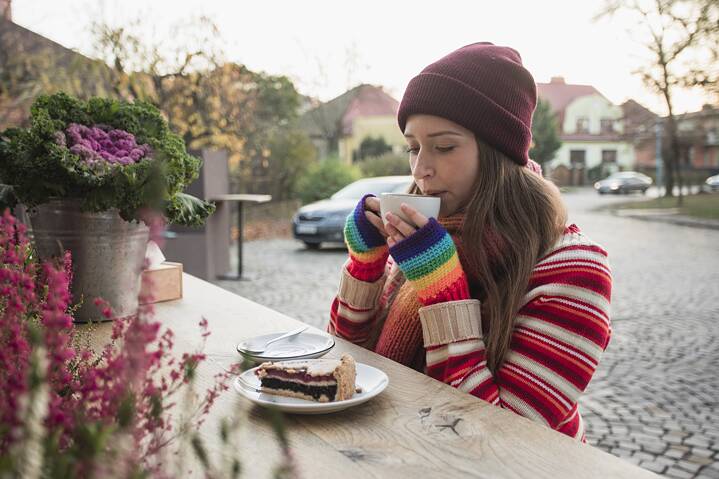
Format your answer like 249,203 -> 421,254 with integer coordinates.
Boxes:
662,92 -> 680,199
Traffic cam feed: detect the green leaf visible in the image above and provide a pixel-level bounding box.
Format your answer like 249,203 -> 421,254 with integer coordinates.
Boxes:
165,192 -> 216,227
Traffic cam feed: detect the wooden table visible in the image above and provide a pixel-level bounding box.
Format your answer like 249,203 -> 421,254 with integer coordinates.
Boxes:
209,194 -> 272,280
147,274 -> 658,478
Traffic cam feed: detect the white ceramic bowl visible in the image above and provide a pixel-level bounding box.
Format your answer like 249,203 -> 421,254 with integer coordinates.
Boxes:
379,193 -> 440,227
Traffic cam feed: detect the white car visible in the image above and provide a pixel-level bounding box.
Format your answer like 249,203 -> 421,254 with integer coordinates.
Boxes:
705,174 -> 719,192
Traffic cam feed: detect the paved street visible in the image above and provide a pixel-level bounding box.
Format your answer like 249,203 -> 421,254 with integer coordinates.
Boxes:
215,188 -> 719,478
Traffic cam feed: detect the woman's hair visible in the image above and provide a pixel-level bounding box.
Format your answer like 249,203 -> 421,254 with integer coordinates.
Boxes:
411,139 -> 567,373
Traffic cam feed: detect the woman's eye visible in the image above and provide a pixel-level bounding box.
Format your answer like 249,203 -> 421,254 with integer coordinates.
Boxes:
436,146 -> 455,153
405,146 -> 419,154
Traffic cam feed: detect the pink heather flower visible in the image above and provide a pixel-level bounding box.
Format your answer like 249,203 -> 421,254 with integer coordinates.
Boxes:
2,209 -> 240,476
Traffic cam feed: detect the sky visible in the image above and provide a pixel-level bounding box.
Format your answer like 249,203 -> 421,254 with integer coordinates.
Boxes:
12,0 -> 715,115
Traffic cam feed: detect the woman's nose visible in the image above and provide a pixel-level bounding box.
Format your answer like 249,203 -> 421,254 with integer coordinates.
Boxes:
412,150 -> 434,180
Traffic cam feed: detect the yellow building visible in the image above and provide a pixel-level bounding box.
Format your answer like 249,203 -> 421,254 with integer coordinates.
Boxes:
301,84 -> 405,164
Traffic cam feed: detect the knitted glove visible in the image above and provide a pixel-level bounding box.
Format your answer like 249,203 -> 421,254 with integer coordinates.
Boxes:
343,194 -> 389,282
389,218 -> 470,306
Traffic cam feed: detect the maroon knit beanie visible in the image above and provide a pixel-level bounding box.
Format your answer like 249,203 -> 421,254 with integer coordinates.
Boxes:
397,42 -> 537,166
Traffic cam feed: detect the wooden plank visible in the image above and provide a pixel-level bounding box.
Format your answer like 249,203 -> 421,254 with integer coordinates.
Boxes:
142,274 -> 658,478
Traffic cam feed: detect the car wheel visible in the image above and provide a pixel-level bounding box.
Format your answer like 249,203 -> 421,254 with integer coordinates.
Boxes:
641,188 -> 648,195
304,242 -> 321,250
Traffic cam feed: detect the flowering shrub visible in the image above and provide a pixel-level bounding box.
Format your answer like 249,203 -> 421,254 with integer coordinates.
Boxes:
0,92 -> 214,226
0,209 -> 299,477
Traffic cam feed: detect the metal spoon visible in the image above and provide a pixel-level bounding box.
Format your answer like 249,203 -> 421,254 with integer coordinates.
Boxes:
242,325 -> 309,354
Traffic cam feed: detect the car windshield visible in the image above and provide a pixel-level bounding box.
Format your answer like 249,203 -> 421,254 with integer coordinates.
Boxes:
608,172 -> 643,179
331,178 -> 411,199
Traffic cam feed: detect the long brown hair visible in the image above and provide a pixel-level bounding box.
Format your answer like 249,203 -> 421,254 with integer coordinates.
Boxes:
411,139 -> 567,373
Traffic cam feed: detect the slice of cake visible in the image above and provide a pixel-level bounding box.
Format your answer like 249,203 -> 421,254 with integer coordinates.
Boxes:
255,354 -> 356,402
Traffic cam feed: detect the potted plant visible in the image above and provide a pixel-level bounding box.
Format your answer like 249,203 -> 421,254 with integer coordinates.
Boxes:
0,92 -> 215,322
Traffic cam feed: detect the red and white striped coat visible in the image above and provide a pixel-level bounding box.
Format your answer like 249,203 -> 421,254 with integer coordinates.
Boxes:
328,225 -> 612,441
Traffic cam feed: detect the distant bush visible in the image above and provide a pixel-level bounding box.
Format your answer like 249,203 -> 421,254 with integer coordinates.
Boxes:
356,153 -> 410,177
356,136 -> 392,161
296,156 -> 360,204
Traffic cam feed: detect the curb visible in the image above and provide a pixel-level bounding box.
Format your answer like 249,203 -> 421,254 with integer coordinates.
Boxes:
609,210 -> 719,231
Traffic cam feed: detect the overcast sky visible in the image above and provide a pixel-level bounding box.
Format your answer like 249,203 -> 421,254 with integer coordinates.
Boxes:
13,0 -> 714,115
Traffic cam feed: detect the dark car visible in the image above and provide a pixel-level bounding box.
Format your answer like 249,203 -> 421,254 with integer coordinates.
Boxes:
705,174 -> 719,192
293,175 -> 413,249
594,171 -> 653,195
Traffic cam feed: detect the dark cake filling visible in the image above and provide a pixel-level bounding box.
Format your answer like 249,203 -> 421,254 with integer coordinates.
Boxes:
264,369 -> 335,383
260,377 -> 338,401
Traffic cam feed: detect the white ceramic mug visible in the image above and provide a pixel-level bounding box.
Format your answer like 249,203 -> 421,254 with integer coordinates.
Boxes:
379,193 -> 441,228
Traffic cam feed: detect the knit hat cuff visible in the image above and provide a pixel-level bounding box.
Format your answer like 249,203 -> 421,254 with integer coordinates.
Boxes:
398,72 -> 531,165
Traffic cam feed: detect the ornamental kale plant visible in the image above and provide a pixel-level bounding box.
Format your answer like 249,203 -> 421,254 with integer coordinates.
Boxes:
0,92 -> 214,226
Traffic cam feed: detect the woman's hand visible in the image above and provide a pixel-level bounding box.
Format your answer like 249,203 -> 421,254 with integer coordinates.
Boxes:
385,208 -> 470,305
384,203 -> 430,247
343,194 -> 390,282
362,196 -> 388,238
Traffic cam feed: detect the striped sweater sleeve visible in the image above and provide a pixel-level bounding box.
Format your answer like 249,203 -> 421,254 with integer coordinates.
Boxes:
421,231 -> 612,440
327,260 -> 388,346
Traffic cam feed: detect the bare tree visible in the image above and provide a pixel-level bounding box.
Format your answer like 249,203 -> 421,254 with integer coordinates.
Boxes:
597,0 -> 717,201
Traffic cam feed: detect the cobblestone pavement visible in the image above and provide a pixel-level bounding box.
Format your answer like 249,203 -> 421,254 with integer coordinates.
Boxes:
215,188 -> 719,478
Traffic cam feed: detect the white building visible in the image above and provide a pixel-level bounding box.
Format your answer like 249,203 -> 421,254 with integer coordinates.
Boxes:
538,77 -> 634,186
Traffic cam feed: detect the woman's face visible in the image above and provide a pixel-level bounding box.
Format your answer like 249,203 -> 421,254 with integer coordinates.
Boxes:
404,114 -> 479,217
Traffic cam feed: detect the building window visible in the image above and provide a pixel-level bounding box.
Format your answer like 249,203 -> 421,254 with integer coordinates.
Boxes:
576,117 -> 590,134
601,150 -> 617,164
570,150 -> 586,166
600,119 -> 615,134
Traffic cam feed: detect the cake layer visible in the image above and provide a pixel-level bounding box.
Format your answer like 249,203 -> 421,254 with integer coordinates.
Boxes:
260,377 -> 338,402
262,369 -> 335,384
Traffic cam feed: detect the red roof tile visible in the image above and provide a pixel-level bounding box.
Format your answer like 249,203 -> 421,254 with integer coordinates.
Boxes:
340,85 -> 399,135
536,77 -> 610,128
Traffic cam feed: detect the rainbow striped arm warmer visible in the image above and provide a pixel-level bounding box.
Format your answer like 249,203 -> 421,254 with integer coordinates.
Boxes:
389,218 -> 470,306
343,194 -> 389,282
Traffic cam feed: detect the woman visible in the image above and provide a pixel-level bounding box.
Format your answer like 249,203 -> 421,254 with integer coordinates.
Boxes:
328,42 -> 612,441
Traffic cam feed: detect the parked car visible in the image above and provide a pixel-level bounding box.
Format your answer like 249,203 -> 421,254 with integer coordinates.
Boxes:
594,171 -> 653,195
293,175 -> 413,249
705,174 -> 719,192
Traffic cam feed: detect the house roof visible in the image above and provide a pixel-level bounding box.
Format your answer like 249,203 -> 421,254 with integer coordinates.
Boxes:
620,99 -> 659,138
340,85 -> 398,135
300,84 -> 398,138
536,77 -> 607,125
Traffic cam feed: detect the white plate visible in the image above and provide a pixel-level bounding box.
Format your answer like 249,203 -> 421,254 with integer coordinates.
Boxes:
234,362 -> 389,414
237,332 -> 335,363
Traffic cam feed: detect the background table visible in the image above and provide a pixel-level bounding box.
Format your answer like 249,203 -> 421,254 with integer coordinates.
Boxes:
210,194 -> 272,280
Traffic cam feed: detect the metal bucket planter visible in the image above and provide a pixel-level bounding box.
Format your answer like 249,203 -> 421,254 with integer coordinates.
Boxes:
28,200 -> 149,323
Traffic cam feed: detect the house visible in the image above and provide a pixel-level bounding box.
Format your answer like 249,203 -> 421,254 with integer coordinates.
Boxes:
626,102 -> 719,179
300,84 -> 405,164
677,105 -> 719,171
621,99 -> 661,171
537,77 -> 634,186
